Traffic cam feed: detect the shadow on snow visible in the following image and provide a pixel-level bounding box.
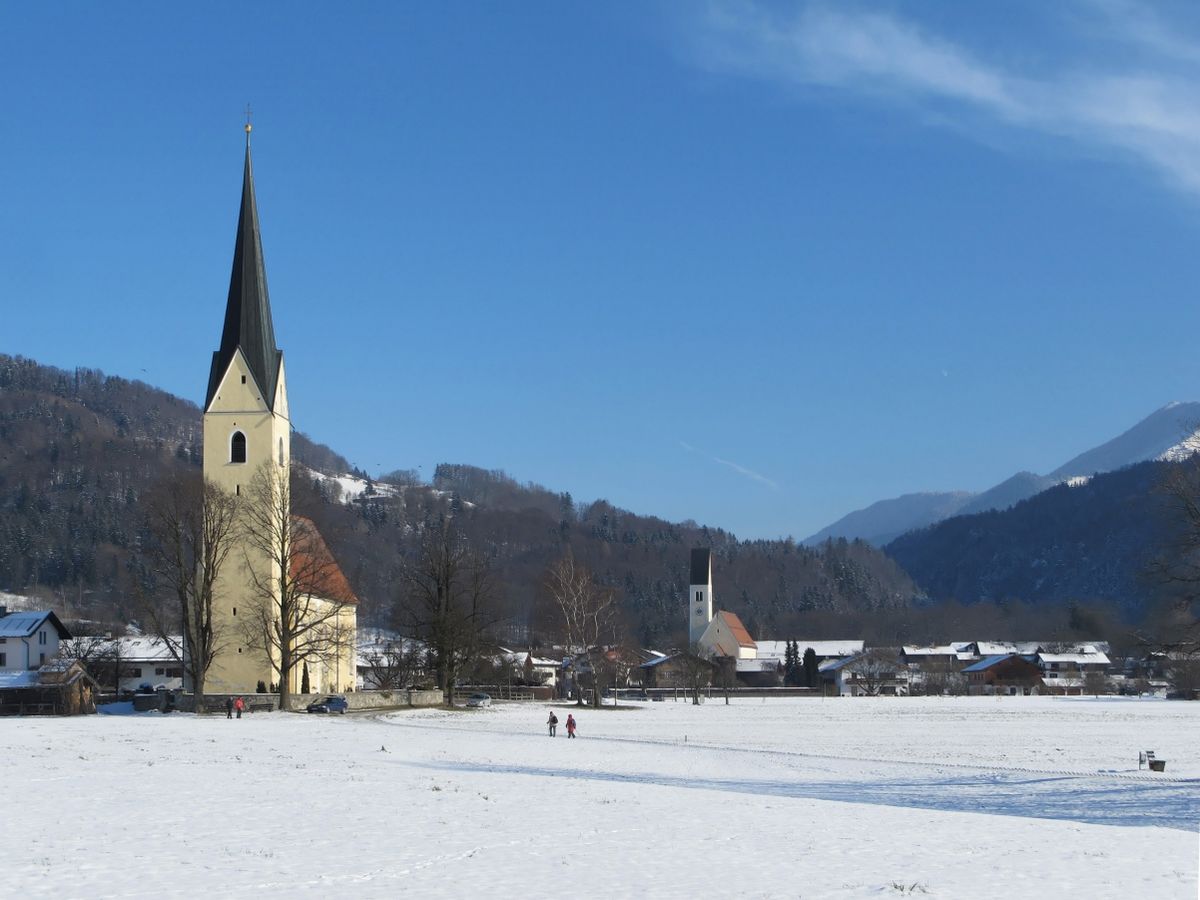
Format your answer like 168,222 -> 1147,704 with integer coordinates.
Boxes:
408,759 -> 1199,831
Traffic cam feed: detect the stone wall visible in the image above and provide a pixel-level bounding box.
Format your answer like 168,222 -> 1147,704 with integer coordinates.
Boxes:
179,688 -> 445,713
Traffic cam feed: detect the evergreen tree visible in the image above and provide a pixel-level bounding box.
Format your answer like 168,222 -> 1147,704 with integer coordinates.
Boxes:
802,647 -> 818,688
783,639 -> 800,686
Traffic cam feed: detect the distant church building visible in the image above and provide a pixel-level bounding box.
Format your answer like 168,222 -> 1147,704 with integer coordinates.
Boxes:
201,126 -> 357,695
688,549 -> 857,683
689,548 -> 755,658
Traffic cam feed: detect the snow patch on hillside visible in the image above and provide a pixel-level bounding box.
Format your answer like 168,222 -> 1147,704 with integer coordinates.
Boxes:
301,467 -> 401,504
0,591 -> 37,612
1158,429 -> 1200,463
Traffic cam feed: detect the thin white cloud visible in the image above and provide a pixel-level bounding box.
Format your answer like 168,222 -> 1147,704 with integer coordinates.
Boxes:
680,440 -> 780,490
689,1 -> 1200,198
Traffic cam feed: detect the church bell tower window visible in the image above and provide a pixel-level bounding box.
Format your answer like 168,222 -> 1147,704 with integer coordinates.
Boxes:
231,431 -> 247,464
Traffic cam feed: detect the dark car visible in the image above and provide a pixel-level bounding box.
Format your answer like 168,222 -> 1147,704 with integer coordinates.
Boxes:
306,695 -> 349,714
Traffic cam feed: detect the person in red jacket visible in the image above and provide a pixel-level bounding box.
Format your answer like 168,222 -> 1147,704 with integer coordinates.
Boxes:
234,696 -> 245,719
566,713 -> 577,738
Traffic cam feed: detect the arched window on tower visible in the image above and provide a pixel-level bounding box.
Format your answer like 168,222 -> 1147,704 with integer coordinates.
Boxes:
278,437 -> 284,468
231,431 -> 247,464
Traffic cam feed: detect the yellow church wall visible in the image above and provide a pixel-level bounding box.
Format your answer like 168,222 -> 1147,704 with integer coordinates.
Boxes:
290,601 -> 358,695
203,349 -> 291,694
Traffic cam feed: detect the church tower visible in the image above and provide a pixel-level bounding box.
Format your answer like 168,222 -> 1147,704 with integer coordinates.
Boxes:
202,125 -> 291,692
688,548 -> 713,645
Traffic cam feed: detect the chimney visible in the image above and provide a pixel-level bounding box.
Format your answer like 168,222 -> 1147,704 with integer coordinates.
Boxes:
0,605 -> 7,618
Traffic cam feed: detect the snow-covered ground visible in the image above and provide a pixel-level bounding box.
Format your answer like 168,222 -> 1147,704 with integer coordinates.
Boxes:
5,696 -> 1197,898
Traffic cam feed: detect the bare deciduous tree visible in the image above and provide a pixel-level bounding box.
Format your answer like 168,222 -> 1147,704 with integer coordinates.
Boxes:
359,635 -> 426,690
544,550 -> 617,707
847,649 -> 902,696
140,474 -> 239,710
1149,460 -> 1200,655
239,463 -> 356,710
676,644 -> 714,705
397,515 -> 501,704
60,633 -> 123,692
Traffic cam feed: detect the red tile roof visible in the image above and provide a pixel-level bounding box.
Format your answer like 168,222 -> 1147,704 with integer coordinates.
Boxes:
717,610 -> 756,648
291,516 -> 358,604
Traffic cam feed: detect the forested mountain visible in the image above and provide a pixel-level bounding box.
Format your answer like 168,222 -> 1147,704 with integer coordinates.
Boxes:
805,402 -> 1200,547
885,460 -> 1176,620
0,354 -> 924,647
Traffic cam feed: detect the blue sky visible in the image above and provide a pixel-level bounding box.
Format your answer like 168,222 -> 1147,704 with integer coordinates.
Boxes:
4,1 -> 1200,540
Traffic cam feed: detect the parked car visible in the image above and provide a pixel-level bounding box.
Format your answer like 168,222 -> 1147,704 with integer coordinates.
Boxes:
306,695 -> 349,714
465,692 -> 491,708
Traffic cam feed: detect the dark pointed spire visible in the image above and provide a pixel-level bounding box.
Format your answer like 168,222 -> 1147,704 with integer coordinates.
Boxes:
205,130 -> 282,411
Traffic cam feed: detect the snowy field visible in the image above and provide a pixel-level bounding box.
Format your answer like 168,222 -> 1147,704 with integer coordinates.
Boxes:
5,696 -> 1198,899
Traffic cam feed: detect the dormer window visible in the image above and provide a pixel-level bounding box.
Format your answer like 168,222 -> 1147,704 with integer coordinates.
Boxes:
231,431 -> 247,464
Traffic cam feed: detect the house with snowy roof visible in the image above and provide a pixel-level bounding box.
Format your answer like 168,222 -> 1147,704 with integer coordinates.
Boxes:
0,608 -> 70,673
1036,646 -> 1111,694
106,636 -> 184,693
962,654 -> 1043,696
819,651 -> 909,697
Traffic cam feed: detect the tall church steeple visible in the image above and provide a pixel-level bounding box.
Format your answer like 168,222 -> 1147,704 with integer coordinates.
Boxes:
204,132 -> 282,413
201,126 -> 292,694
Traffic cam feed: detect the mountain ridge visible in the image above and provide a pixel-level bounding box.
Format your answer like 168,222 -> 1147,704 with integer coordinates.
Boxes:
804,402 -> 1200,547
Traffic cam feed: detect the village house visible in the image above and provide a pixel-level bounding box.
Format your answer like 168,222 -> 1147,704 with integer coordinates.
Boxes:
356,629 -> 427,690
498,648 -> 560,690
1036,645 -> 1111,694
636,652 -> 716,690
109,636 -> 184,693
819,651 -> 910,697
0,608 -> 70,672
962,654 -> 1044,696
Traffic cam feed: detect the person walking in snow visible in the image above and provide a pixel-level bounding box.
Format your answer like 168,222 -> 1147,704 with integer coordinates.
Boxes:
547,710 -> 558,737
225,697 -> 233,719
234,696 -> 245,719
566,713 -> 577,738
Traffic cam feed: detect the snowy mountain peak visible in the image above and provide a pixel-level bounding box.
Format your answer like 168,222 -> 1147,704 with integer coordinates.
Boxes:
806,401 -> 1200,546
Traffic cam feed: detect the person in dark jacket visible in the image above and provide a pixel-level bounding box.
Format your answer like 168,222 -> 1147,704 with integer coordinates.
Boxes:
225,697 -> 233,719
547,710 -> 558,737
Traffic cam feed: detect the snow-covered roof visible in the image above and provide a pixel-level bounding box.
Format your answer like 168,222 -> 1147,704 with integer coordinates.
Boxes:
755,640 -> 863,659
501,650 -> 559,669
818,656 -> 854,672
1038,652 -> 1111,665
0,610 -> 70,639
356,636 -> 425,668
639,654 -> 678,669
972,641 -> 1040,656
902,643 -> 975,660
0,670 -> 39,688
71,635 -> 179,661
113,636 -> 178,661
